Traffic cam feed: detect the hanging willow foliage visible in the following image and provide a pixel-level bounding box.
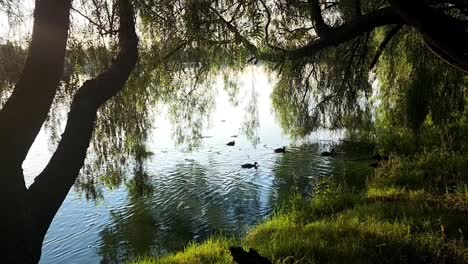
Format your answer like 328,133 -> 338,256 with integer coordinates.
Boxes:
377,27 -> 467,147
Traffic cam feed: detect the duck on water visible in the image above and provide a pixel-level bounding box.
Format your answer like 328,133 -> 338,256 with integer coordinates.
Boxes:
274,146 -> 286,153
241,162 -> 258,169
227,140 -> 235,146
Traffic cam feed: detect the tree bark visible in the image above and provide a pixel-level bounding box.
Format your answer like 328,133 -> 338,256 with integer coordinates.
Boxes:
0,0 -> 71,167
0,0 -> 138,262
27,0 -> 138,258
0,0 -> 71,262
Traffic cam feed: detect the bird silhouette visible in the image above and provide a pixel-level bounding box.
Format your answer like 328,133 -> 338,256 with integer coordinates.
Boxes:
274,146 -> 286,153
241,162 -> 258,169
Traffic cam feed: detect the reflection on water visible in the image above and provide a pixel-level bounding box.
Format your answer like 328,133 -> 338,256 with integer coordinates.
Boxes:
22,67 -> 375,263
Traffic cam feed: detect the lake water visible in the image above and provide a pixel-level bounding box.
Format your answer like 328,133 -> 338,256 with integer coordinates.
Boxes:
22,67 -> 375,263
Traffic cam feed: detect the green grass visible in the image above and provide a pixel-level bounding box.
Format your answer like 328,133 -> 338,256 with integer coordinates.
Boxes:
130,152 -> 468,264
372,151 -> 468,191
131,238 -> 234,264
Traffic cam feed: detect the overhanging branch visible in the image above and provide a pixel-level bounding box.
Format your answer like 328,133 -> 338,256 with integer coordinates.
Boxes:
288,7 -> 403,60
388,0 -> 468,72
209,5 -> 281,62
369,24 -> 403,69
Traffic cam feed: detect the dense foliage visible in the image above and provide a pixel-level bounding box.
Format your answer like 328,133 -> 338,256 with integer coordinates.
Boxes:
0,0 -> 466,203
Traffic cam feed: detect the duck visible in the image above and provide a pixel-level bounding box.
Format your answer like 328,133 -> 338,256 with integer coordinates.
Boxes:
274,146 -> 286,153
241,162 -> 258,169
320,148 -> 336,157
227,140 -> 235,146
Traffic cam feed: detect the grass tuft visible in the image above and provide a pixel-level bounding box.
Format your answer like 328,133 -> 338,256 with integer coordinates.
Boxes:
130,238 -> 234,264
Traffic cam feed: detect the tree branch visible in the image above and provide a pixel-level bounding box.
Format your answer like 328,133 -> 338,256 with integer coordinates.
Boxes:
27,0 -> 138,240
259,0 -> 272,46
71,6 -> 117,36
369,24 -> 403,69
211,5 -> 402,67
209,6 -> 281,62
209,6 -> 258,55
308,0 -> 329,37
388,0 -> 468,72
288,7 -> 403,60
353,0 -> 362,17
259,0 -> 285,52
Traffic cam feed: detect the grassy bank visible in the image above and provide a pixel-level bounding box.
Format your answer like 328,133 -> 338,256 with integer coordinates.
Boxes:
132,151 -> 468,264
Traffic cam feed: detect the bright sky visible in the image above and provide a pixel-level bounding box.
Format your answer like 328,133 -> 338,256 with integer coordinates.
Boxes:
0,0 -> 34,43
0,0 -> 118,48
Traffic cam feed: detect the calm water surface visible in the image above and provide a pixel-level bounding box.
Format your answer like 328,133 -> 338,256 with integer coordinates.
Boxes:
23,67 -> 374,263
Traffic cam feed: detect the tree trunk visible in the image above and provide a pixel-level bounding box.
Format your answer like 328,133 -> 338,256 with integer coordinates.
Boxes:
0,0 -> 71,166
0,0 -> 138,262
0,0 -> 71,262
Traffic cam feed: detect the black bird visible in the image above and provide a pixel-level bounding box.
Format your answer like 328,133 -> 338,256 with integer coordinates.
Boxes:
321,148 -> 336,157
227,140 -> 235,146
230,246 -> 272,264
241,162 -> 258,169
274,146 -> 286,153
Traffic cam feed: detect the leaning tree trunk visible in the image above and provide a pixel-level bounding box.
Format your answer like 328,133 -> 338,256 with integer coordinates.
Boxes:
0,0 -> 71,261
0,0 -> 138,262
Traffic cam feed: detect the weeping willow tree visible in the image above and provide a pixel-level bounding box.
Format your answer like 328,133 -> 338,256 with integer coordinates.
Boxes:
375,29 -> 467,153
134,0 -> 467,138
49,0 -> 467,193
2,0 -> 464,164
0,0 -> 467,261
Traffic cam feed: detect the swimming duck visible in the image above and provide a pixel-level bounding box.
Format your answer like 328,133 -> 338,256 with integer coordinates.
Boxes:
241,162 -> 258,169
227,140 -> 235,146
320,148 -> 336,157
274,146 -> 286,153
